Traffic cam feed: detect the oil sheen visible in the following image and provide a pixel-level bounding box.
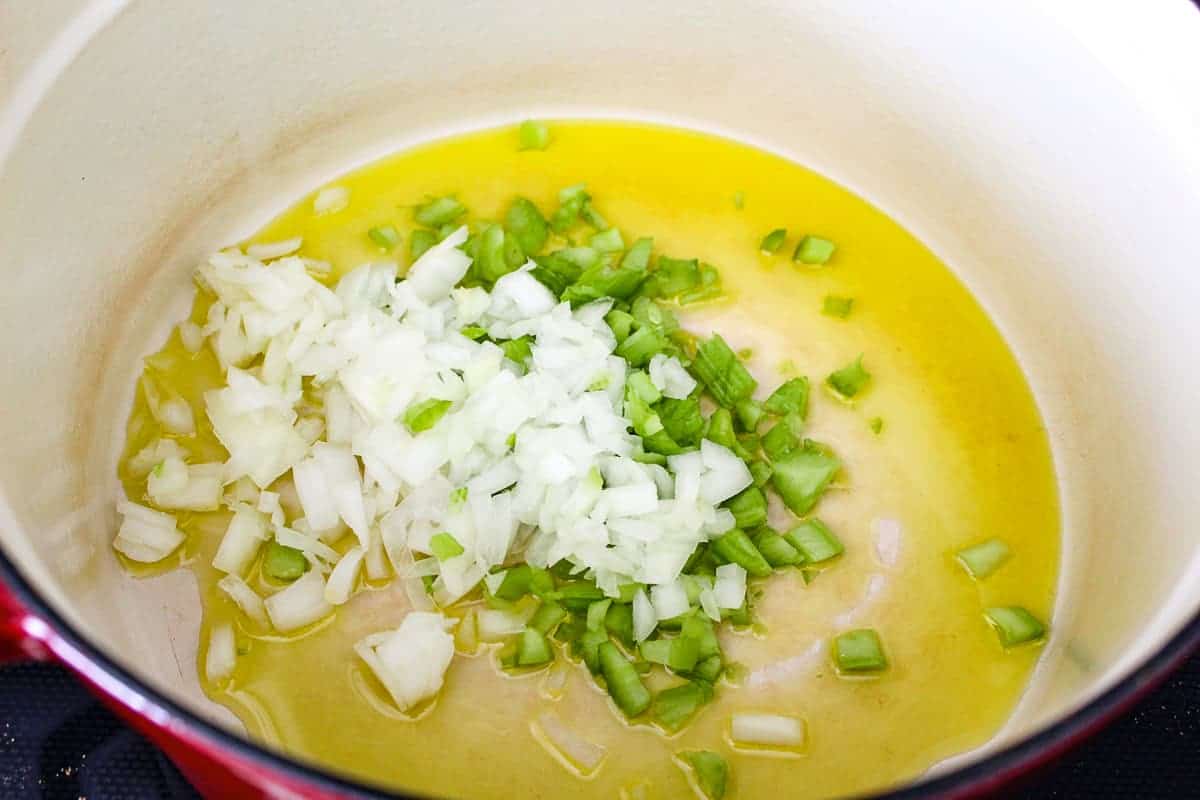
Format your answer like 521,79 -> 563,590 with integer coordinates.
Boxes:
119,122 -> 1060,799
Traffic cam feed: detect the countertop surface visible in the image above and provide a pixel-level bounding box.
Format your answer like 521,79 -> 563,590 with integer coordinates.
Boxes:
2,655 -> 1198,799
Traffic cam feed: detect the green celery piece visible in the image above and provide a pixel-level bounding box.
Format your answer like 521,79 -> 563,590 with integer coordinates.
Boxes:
957,538 -> 1012,580
605,308 -> 636,343
587,599 -> 613,632
771,444 -> 840,515
617,583 -> 643,604
679,751 -> 728,800
640,638 -> 673,665
476,224 -> 514,284
785,519 -> 844,563
668,636 -> 702,673
518,120 -> 551,151
530,251 -> 584,295
558,246 -> 600,271
554,617 -> 586,646
749,460 -> 773,488
562,263 -> 649,306
590,227 -> 625,254
985,607 -> 1047,647
723,602 -> 752,626
834,629 -> 888,672
493,564 -> 534,600
605,603 -> 636,646
793,235 -> 836,265
616,326 -> 668,367
712,529 -> 773,578
263,541 -> 308,581
414,196 -> 466,228
725,487 -> 768,529
460,325 -> 488,341
733,191 -> 746,210
705,407 -> 738,451
641,429 -> 685,456
679,263 -> 723,305
558,581 -> 605,611
763,377 -> 810,418
869,416 -> 885,435
529,600 -> 568,634
759,228 -> 787,254
737,432 -> 761,458
752,527 -> 803,567
549,183 -> 589,233
827,355 -> 871,400
599,642 -> 652,717
645,256 -> 701,298
734,398 -> 764,432
652,682 -> 713,732
693,334 -> 758,407
693,655 -> 723,682
367,224 -> 400,251
578,628 -> 609,673
761,415 -> 802,462
823,295 -> 854,319
625,384 -> 665,437
680,615 -> 721,659
516,627 -> 554,666
505,197 -> 548,256
404,398 -> 452,433
658,398 -> 705,447
622,237 -> 655,271
429,532 -> 465,561
500,337 -> 533,369
581,201 -> 609,230
409,229 -> 437,261
627,370 -> 662,404
630,296 -> 679,333
503,231 -> 525,268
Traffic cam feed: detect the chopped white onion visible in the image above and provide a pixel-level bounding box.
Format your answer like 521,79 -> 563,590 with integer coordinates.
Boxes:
476,608 -> 529,641
699,439 -> 753,505
217,574 -> 270,627
212,508 -> 268,575
714,563 -> 747,609
534,711 -> 607,776
730,713 -> 805,748
114,501 -> 185,563
648,354 -> 697,399
204,623 -> 237,683
324,546 -> 365,605
699,587 -> 721,621
264,569 -> 332,632
355,612 -> 455,711
246,237 -> 303,261
364,528 -> 391,581
313,186 -> 349,214
633,587 -> 657,642
651,579 -> 690,621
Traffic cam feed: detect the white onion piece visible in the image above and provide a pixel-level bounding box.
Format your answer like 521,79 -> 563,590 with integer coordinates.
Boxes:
714,563 -> 747,609
699,439 -> 753,505
324,546 -> 365,605
405,226 -> 471,303
178,321 -> 204,353
648,354 -> 697,399
273,526 -> 341,566
264,569 -> 333,632
633,587 -> 657,642
291,457 -> 338,532
205,623 -> 237,683
699,587 -> 721,621
212,508 -> 268,575
355,612 -> 455,711
651,579 -> 690,621
246,237 -> 302,260
312,442 -> 369,548
534,711 -> 607,776
313,186 -> 350,214
113,501 -> 185,563
217,574 -> 269,627
364,528 -> 390,581
476,608 -> 529,641
730,713 -> 806,748
127,438 -> 187,477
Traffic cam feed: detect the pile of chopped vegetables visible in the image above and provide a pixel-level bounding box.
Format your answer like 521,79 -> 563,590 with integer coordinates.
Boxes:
117,170 -> 1046,798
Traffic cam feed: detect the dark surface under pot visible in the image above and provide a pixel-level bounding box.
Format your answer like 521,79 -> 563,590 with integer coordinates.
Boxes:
1,657 -> 1198,799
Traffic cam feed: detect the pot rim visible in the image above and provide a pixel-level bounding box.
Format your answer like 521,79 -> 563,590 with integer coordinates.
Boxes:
1,546 -> 1198,799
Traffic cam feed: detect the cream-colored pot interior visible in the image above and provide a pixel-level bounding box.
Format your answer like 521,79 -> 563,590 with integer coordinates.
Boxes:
2,0 -> 1200,793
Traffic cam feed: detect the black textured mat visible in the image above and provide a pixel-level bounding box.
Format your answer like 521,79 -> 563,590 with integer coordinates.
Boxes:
2,656 -> 1199,799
